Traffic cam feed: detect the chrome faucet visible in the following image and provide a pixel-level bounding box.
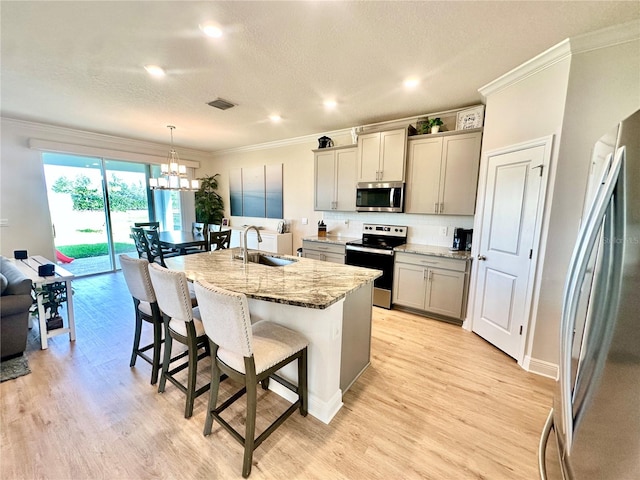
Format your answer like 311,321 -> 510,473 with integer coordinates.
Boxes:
242,226 -> 263,264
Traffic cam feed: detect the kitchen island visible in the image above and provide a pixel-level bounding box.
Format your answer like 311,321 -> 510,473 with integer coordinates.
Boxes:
164,248 -> 381,424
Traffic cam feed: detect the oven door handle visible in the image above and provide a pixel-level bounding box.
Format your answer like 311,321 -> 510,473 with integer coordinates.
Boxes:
346,245 -> 395,256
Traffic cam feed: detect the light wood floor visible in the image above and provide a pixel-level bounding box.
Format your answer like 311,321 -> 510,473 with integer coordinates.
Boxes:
0,272 -> 554,479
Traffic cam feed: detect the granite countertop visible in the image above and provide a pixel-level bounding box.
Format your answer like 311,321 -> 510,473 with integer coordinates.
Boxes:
164,248 -> 380,310
395,243 -> 472,260
302,235 -> 359,245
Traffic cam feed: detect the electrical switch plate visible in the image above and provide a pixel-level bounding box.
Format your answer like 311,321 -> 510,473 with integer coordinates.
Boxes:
440,227 -> 448,236
302,218 -> 308,225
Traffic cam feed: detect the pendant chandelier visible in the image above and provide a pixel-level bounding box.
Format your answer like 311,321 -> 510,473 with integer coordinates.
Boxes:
149,125 -> 200,190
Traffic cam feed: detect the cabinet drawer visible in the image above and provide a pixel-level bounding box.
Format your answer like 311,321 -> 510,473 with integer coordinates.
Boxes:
302,240 -> 346,256
395,252 -> 467,272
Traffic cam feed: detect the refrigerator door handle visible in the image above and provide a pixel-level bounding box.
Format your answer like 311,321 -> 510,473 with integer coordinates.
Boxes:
538,408 -> 554,480
559,149 -> 623,451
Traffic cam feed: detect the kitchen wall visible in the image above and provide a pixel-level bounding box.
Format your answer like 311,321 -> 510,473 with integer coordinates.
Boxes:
477,22 -> 640,372
205,131 -> 474,251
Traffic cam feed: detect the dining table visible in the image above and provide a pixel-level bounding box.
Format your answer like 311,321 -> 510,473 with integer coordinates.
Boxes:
158,230 -> 207,254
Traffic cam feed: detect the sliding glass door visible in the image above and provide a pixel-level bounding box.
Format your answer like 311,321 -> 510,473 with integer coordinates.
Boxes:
42,153 -> 152,275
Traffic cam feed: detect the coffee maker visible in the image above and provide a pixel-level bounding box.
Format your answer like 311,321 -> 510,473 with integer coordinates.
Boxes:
452,228 -> 473,251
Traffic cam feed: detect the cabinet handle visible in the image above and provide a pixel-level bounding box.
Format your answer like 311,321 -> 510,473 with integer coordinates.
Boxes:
379,170 -> 383,180
428,270 -> 433,281
434,202 -> 439,213
440,203 -> 444,213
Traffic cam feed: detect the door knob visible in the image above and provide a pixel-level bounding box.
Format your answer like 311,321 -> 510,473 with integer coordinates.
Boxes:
477,255 -> 487,261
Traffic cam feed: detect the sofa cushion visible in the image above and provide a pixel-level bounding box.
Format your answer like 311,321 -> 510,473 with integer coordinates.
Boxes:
0,258 -> 32,296
0,273 -> 7,295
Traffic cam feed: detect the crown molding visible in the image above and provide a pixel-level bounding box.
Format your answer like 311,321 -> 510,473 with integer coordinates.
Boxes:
479,20 -> 640,99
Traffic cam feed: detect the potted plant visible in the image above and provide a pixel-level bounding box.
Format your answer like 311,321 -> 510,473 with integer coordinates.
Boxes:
32,282 -> 67,330
195,173 -> 225,227
428,117 -> 444,134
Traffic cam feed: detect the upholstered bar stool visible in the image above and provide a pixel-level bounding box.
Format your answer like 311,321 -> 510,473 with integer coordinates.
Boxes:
194,280 -> 308,478
119,254 -> 164,384
148,263 -> 210,418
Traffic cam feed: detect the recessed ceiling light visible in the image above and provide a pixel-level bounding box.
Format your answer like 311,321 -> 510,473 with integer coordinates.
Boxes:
144,65 -> 165,77
200,24 -> 223,38
269,115 -> 282,123
403,77 -> 420,89
323,99 -> 337,109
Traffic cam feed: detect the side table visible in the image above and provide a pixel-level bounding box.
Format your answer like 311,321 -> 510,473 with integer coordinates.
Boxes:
10,256 -> 76,349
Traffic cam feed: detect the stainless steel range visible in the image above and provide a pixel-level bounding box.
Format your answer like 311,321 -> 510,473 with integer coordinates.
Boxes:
345,223 -> 407,309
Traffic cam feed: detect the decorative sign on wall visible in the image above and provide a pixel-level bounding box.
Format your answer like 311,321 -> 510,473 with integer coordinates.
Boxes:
230,164 -> 283,219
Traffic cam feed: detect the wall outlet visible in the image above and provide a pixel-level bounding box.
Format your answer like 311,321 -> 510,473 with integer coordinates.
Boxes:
439,227 -> 448,236
301,218 -> 308,225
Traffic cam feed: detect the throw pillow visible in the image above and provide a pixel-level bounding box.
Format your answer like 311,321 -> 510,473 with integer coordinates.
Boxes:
0,273 -> 8,295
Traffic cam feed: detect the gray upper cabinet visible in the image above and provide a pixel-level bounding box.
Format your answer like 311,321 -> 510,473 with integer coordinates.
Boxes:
357,128 -> 408,182
405,130 -> 482,215
314,145 -> 357,211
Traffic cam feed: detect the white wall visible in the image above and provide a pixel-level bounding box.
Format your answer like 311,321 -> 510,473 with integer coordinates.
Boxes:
478,26 -> 640,369
533,37 -> 640,364
0,118 -> 210,259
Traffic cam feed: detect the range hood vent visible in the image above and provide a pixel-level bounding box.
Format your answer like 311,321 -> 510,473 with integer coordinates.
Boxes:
207,98 -> 236,110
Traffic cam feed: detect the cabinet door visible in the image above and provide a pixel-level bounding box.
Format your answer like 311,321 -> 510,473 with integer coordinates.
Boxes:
379,128 -> 407,182
303,250 -> 323,261
424,268 -> 466,319
439,132 -> 482,215
314,150 -> 336,211
323,252 -> 345,264
405,137 -> 443,214
357,132 -> 382,182
334,148 -> 357,211
392,262 -> 427,309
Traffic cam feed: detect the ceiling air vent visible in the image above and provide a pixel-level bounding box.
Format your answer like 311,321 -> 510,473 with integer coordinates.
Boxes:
207,98 -> 236,110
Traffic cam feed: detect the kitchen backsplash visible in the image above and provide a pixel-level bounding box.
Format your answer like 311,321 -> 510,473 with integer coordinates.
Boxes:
322,211 -> 474,247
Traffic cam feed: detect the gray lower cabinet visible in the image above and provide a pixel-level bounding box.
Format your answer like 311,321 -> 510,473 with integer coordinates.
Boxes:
393,252 -> 469,322
302,240 -> 345,264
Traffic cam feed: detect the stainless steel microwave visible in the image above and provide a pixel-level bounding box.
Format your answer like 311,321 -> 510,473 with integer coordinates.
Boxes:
356,182 -> 404,212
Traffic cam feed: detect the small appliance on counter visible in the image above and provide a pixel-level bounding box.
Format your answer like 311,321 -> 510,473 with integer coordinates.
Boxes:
451,228 -> 473,251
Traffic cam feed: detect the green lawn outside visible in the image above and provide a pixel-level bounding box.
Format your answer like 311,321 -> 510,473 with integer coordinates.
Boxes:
57,242 -> 135,259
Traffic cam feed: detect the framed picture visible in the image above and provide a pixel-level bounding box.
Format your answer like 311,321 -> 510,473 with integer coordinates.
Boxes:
456,105 -> 485,130
221,218 -> 229,227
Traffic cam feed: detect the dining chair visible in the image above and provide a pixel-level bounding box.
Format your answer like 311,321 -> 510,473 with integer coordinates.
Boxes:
143,227 -> 180,267
209,229 -> 232,251
207,223 -> 222,233
131,226 -> 151,261
119,254 -> 163,384
147,263 -> 211,418
134,221 -> 160,229
194,280 -> 308,478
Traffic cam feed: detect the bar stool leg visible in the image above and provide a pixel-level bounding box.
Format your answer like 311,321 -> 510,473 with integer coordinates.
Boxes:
130,309 -> 142,368
150,316 -> 163,385
243,366 -> 258,478
299,347 -> 308,416
203,342 -> 220,436
184,337 -> 199,418
158,320 -> 172,393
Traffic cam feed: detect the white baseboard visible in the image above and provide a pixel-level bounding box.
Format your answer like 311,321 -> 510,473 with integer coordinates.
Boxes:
523,355 -> 558,380
269,382 -> 343,425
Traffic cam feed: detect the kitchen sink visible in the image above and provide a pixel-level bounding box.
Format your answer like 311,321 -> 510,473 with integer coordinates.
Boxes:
238,252 -> 297,267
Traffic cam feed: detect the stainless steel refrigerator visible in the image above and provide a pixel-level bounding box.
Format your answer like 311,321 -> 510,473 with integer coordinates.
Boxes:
538,109 -> 640,479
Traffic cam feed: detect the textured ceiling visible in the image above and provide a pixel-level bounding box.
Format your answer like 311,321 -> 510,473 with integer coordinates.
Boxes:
1,1 -> 638,152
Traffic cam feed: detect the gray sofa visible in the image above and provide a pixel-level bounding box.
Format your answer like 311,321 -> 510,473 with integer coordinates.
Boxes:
0,256 -> 33,359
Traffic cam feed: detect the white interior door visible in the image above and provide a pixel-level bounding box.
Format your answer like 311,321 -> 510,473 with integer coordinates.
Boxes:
472,145 -> 546,359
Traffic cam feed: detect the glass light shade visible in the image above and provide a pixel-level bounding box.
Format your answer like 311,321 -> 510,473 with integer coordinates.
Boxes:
169,175 -> 180,189
191,179 -> 200,189
170,162 -> 179,174
161,164 -> 169,175
158,177 -> 168,188
149,178 -> 158,188
178,165 -> 187,175
180,178 -> 189,188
